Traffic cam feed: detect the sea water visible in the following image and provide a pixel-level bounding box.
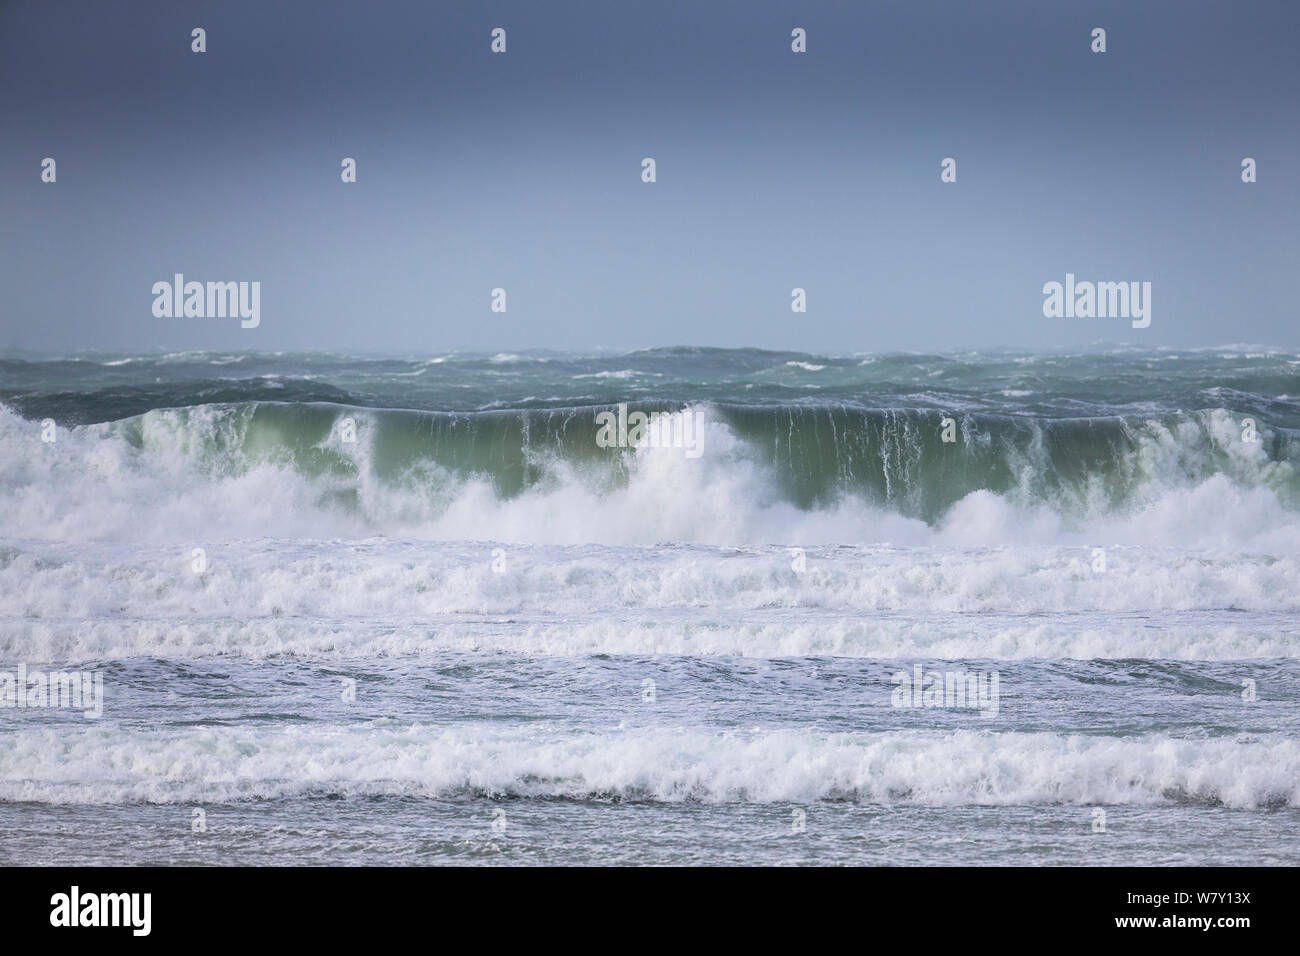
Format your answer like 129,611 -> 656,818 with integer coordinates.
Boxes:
0,347 -> 1296,864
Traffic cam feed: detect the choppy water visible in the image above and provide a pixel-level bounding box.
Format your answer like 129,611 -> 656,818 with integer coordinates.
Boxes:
1,347 -> 1297,864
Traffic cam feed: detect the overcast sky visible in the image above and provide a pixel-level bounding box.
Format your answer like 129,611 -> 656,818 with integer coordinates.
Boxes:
1,0 -> 1296,354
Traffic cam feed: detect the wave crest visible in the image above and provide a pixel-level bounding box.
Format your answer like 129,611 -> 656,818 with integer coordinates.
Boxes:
1,402 -> 1297,548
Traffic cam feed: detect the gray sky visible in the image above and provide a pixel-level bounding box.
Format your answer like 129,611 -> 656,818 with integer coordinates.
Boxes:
1,0 -> 1297,354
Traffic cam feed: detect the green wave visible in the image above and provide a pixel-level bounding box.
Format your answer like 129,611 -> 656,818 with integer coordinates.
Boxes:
102,400 -> 1300,522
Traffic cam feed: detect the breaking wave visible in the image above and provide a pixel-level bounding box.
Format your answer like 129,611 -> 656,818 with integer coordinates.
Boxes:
1,400 -> 1298,550
2,724 -> 1295,807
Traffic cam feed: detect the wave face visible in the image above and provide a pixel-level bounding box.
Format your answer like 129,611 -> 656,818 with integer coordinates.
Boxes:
1,349 -> 1299,548
0,405 -> 1296,548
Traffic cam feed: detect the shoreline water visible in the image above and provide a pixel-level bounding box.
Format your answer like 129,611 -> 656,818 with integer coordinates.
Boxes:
2,347 -> 1296,864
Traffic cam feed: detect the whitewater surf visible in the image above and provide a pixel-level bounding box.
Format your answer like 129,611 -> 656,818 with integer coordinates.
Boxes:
1,346 -> 1297,864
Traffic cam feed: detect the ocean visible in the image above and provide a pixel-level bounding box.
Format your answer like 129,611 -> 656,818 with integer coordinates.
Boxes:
1,346 -> 1297,865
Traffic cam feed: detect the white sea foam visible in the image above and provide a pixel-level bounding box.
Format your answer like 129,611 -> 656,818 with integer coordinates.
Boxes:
2,403 -> 1298,554
4,538 -> 1300,620
572,369 -> 659,380
1,724 -> 1293,807
3,613 -> 1293,661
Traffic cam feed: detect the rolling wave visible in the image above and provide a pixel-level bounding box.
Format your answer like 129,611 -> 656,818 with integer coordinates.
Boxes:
2,724 -> 1294,807
1,399 -> 1297,547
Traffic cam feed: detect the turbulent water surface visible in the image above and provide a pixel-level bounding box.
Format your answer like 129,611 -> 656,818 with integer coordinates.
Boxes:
1,347 -> 1297,864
